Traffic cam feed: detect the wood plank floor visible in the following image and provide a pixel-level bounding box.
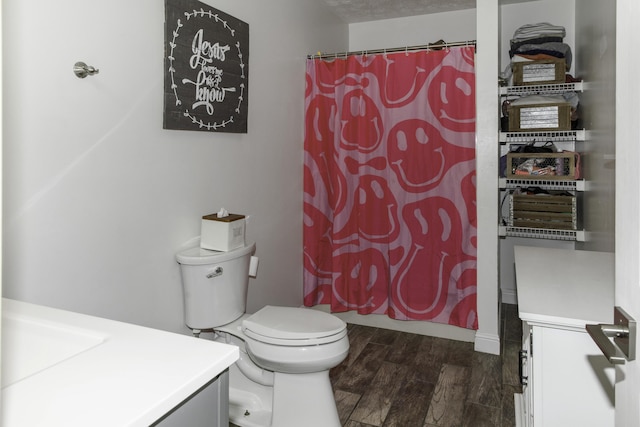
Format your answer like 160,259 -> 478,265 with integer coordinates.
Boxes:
330,304 -> 523,427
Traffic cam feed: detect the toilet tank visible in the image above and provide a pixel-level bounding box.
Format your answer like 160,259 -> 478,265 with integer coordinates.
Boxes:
176,242 -> 256,330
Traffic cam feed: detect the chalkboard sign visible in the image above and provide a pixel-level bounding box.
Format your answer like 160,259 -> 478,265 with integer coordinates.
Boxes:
164,0 -> 249,133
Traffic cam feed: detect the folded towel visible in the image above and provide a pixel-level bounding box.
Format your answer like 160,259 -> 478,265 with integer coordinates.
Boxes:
511,42 -> 572,69
511,22 -> 566,42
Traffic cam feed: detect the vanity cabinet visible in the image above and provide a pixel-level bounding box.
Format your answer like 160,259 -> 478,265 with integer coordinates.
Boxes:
513,245 -> 615,427
153,371 -> 230,427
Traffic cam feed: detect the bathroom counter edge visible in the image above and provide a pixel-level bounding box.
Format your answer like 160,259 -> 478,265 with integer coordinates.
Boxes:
1,298 -> 239,427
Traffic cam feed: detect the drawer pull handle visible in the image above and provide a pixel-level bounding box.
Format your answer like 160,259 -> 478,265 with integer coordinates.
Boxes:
519,350 -> 528,386
586,306 -> 636,365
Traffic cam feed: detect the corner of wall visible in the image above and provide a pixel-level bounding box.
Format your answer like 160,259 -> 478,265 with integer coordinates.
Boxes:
475,0 -> 501,353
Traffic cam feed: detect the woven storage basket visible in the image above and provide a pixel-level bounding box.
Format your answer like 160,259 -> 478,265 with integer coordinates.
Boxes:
506,152 -> 576,180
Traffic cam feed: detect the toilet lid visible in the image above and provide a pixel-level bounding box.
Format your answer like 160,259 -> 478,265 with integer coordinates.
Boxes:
242,306 -> 347,346
175,242 -> 255,265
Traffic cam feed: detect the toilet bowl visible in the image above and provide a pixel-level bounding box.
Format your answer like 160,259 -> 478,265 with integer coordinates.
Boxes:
176,242 -> 349,427
242,305 -> 349,374
215,308 -> 348,427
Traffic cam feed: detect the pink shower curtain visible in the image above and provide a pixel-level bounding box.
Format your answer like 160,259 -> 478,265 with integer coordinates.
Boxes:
303,46 -> 477,329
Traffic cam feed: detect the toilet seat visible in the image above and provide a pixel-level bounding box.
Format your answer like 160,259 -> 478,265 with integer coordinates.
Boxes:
242,306 -> 347,346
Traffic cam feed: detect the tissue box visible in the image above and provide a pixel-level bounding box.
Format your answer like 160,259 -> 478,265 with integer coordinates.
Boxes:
200,213 -> 246,251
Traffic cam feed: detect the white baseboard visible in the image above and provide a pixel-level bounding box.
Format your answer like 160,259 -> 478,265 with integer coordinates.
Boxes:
309,305 -> 502,354
309,305 -> 476,342
474,332 -> 501,355
514,393 -> 525,427
501,288 -> 518,305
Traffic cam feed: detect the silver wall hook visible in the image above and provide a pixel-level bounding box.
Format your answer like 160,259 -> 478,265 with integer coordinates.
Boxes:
74,61 -> 99,78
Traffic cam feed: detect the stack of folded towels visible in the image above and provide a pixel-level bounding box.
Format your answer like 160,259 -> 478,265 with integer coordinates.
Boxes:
509,22 -> 572,73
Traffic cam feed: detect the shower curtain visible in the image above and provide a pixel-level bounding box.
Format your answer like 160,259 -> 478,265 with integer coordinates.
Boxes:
303,46 -> 477,329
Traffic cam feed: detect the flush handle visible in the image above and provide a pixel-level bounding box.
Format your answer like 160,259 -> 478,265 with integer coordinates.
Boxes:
586,306 -> 636,365
206,266 -> 223,279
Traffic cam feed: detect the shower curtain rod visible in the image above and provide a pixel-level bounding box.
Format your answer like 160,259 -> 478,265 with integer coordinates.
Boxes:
308,39 -> 476,60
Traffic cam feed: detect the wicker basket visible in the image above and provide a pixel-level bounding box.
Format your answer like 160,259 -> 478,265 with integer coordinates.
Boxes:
506,152 -> 577,180
509,192 -> 578,230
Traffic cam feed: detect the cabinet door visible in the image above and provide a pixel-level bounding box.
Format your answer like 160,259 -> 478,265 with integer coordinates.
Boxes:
533,326 -> 614,427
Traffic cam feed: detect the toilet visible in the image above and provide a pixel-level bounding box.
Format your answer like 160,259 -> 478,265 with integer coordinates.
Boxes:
176,242 -> 349,427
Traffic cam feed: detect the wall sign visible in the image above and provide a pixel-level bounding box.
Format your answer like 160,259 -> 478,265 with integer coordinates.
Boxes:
164,0 -> 249,133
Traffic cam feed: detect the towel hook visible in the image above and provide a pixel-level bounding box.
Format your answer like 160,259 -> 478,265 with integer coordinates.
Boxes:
74,61 -> 99,79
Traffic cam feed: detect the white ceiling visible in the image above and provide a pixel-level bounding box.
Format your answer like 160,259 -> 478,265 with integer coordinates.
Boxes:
321,0 -> 537,23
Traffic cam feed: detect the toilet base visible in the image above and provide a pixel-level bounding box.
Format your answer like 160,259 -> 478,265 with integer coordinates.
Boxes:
211,323 -> 344,427
272,371 -> 341,427
227,363 -> 273,427
229,388 -> 273,427
226,363 -> 340,427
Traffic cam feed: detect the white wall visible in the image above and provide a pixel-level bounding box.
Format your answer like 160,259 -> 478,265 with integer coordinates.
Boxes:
348,9 -> 476,51
575,0 -> 616,253
2,0 -> 348,335
474,0 -> 500,354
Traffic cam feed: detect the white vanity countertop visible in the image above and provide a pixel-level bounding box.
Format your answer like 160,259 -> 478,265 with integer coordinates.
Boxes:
514,245 -> 614,330
1,298 -> 238,427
